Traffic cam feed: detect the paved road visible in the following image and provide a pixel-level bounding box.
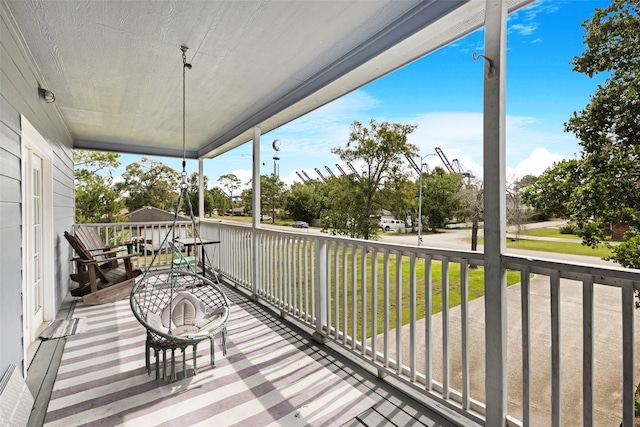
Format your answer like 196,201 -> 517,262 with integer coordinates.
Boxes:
216,218 -> 616,266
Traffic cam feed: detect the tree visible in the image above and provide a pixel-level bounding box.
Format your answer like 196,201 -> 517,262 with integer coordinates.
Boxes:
116,158 -> 180,212
261,174 -> 287,221
523,1 -> 640,268
419,167 -> 464,231
240,174 -> 288,220
457,179 -> 484,250
183,172 -> 212,217
321,175 -> 368,238
521,160 -> 580,219
506,174 -> 538,239
286,180 -> 325,224
565,0 -> 639,252
217,174 -> 241,213
74,150 -> 125,223
331,119 -> 418,239
380,167 -> 417,225
208,187 -> 229,216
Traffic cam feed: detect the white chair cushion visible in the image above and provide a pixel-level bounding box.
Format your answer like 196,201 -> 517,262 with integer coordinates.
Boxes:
161,292 -> 206,328
147,311 -> 168,334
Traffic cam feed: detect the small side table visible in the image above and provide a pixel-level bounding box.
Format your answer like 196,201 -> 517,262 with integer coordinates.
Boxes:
174,238 -> 220,280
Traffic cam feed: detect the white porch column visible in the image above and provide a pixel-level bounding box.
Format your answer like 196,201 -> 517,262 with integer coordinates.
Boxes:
483,0 -> 508,425
198,158 -> 204,222
251,127 -> 261,300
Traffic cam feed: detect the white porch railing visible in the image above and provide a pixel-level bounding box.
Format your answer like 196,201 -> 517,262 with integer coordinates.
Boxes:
198,220 -> 640,427
72,220 -> 640,426
72,221 -> 194,270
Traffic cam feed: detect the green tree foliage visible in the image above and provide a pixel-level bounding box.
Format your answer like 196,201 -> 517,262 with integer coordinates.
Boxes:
74,150 -> 125,223
524,1 -> 640,267
457,179 -> 483,250
286,180 -> 325,223
331,119 -> 418,239
239,174 -> 288,219
521,160 -> 580,219
381,167 -> 417,224
183,172 -> 211,217
217,174 -> 241,213
208,186 -> 229,215
321,175 -> 370,238
567,0 -> 640,249
116,157 -> 180,212
261,174 -> 287,220
507,174 -> 538,239
420,167 -> 464,231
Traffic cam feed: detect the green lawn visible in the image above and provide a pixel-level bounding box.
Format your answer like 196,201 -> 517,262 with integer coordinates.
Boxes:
519,227 -> 581,240
506,238 -> 612,257
273,245 -> 523,339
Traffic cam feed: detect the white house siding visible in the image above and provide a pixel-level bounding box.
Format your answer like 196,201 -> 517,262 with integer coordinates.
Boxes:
1,4 -> 75,376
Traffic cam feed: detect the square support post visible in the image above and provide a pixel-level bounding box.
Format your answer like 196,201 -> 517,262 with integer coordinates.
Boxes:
483,0 -> 508,425
251,127 -> 262,300
198,158 -> 204,222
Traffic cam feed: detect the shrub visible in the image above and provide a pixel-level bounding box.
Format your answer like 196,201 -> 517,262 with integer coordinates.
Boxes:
559,223 -> 579,235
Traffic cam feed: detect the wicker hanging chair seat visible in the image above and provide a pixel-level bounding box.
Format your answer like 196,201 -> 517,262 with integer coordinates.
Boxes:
130,269 -> 230,381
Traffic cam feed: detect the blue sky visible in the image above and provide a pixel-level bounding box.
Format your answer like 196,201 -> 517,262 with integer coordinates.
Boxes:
116,0 -> 609,190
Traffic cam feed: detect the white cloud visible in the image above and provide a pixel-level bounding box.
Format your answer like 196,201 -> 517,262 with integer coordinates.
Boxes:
509,23 -> 539,36
508,147 -> 564,180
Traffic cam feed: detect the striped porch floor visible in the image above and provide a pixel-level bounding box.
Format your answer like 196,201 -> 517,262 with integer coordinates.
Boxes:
44,301 -> 373,425
29,283 -> 459,426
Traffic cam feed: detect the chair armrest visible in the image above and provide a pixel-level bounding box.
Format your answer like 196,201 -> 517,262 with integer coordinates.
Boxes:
86,246 -> 125,254
85,248 -> 126,257
70,257 -> 98,266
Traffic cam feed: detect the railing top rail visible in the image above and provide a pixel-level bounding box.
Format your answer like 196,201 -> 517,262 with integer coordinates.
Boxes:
503,254 -> 640,286
203,220 -> 640,284
75,221 -> 194,228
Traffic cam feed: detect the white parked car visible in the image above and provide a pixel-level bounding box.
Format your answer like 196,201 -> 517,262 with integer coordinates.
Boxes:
260,214 -> 273,221
379,218 -> 406,232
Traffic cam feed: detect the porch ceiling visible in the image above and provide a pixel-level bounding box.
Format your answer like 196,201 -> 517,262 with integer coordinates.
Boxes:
5,0 -> 532,159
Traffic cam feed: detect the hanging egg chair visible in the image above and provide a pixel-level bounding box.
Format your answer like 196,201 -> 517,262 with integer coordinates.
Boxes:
130,46 -> 230,381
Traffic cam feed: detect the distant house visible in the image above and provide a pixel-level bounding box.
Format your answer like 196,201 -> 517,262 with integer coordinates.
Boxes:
125,206 -> 194,253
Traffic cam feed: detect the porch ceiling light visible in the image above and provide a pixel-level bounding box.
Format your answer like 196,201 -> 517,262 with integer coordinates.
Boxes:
38,87 -> 55,103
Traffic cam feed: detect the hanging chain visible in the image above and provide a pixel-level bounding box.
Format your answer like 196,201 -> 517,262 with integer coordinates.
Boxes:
180,46 -> 191,180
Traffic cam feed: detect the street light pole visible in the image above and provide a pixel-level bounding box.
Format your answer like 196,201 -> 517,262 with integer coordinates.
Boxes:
416,153 -> 436,246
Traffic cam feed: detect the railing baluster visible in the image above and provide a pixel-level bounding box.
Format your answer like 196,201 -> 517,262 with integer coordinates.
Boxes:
351,245 -> 357,351
522,266 -> 532,427
409,253 -> 417,382
424,254 -> 432,390
461,258 -> 469,409
442,257 -> 450,399
311,240 -> 316,323
622,280 -> 634,427
342,245 -> 348,346
333,243 -> 340,340
395,251 -> 402,375
383,250 -> 390,369
550,271 -> 561,427
314,238 -> 328,340
361,244 -> 367,356
371,248 -> 378,363
297,238 -> 303,318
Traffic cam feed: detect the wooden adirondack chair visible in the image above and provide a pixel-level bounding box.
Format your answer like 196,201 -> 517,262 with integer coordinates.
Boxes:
74,224 -> 135,269
64,231 -> 142,305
